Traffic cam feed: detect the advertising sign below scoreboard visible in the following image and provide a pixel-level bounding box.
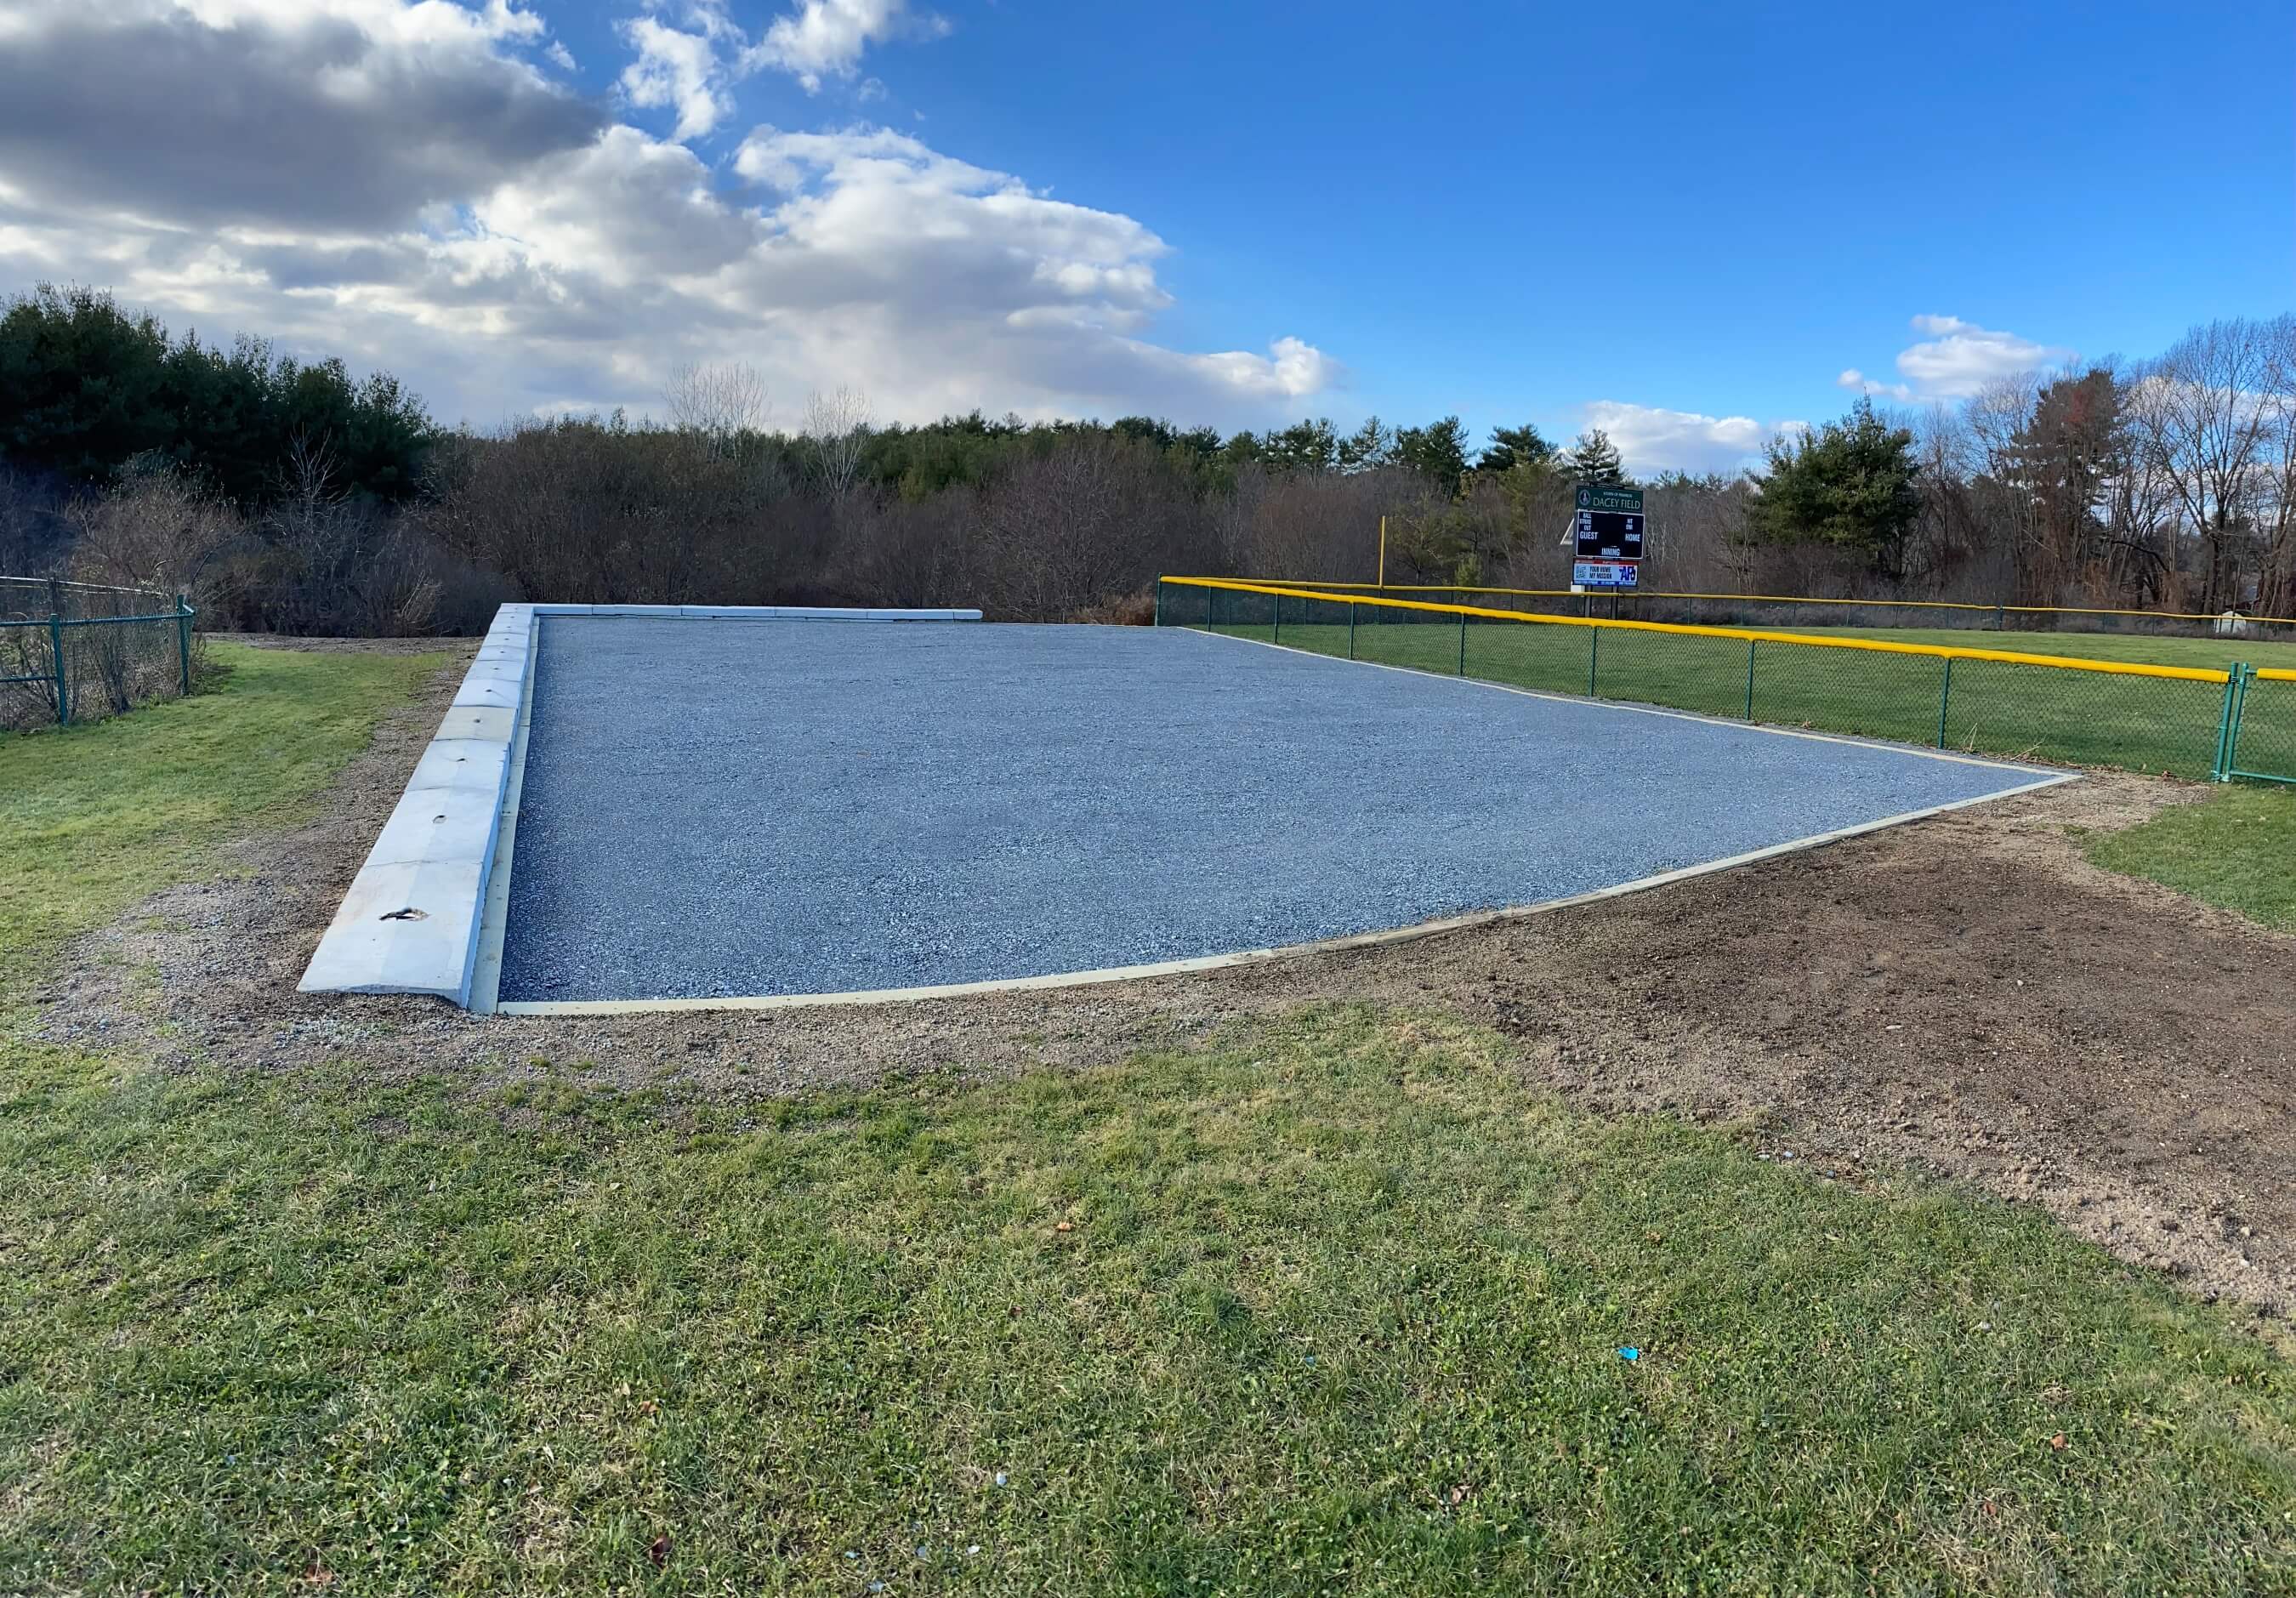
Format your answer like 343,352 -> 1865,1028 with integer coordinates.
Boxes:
1573,560 -> 1639,589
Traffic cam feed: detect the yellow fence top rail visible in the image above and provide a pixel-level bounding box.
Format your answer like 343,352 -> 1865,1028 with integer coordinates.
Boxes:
1162,576 -> 2233,685
2258,668 -> 2296,683
1253,577 -> 2296,629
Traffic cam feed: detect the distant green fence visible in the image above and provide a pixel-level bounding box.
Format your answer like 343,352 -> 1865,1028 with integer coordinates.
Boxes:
1,577 -> 196,731
1156,576 -> 2296,787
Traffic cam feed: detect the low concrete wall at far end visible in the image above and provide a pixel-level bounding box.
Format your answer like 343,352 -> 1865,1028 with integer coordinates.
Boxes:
296,602 -> 984,1006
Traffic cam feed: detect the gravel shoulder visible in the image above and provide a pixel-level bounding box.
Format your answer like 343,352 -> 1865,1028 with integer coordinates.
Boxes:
36,640 -> 2296,1320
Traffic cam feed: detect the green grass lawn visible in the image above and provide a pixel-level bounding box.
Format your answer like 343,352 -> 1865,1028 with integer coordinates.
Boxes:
2084,782 -> 2296,931
0,641 -> 450,1006
1194,614 -> 2292,781
3,642 -> 2295,1595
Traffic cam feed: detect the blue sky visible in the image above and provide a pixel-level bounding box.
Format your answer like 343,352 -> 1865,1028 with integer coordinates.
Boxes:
3,0 -> 2288,470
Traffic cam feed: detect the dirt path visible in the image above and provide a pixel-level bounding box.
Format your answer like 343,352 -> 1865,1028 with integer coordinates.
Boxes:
37,641 -> 2296,1319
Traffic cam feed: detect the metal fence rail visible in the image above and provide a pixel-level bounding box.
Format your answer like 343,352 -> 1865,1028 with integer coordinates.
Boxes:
1156,576 -> 2296,786
0,577 -> 197,730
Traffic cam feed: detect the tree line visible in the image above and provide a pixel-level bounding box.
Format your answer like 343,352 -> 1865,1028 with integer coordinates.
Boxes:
3,283 -> 2291,632
1748,318 -> 2296,616
0,285 -> 431,507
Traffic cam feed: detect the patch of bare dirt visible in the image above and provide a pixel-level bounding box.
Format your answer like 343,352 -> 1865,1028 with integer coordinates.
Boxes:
36,640 -> 2296,1318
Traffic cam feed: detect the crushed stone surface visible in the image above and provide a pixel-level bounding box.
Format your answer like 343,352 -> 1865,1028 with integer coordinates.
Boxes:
500,617 -> 2047,1001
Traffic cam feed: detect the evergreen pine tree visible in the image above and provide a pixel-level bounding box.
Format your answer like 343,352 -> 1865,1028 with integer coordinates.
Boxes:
1747,398 -> 1922,576
1476,423 -> 1554,474
1564,428 -> 1626,486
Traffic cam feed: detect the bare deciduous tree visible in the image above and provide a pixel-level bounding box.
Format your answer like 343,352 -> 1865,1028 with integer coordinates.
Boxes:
2139,317 -> 2281,610
2251,315 -> 2296,614
65,458 -> 242,600
664,362 -> 770,457
803,387 -> 872,498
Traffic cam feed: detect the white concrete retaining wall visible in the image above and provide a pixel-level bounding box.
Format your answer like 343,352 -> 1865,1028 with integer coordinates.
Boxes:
298,601 -> 982,1005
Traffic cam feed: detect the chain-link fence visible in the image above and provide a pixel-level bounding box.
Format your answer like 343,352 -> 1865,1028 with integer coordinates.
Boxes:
2224,670 -> 2296,786
1263,581 -> 2296,645
1,577 -> 196,731
1159,577 -> 2288,785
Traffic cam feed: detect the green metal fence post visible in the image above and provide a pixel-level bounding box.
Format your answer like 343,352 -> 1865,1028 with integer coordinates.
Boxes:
2215,665 -> 2250,781
1588,626 -> 1600,696
48,612 -> 66,726
1347,602 -> 1356,660
1744,639 -> 1757,720
176,595 -> 191,696
1457,611 -> 1467,676
2231,666 -> 2253,779
2234,664 -> 2253,776
2209,668 -> 2241,780
1153,580 -> 1164,628
1936,656 -> 1953,748
1272,592 -> 1282,645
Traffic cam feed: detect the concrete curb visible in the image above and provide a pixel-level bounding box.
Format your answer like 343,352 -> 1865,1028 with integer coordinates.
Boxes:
298,601 -> 983,1005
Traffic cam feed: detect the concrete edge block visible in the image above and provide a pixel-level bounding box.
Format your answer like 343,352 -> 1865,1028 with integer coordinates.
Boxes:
636,605 -> 986,622
406,737 -> 514,796
451,677 -> 523,711
362,783 -> 506,871
436,705 -> 516,741
297,858 -> 488,1002
521,603 -> 984,623
301,603 -> 535,1006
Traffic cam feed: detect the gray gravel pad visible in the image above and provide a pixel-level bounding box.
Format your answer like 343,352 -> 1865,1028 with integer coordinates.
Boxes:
497,620 -> 2050,1003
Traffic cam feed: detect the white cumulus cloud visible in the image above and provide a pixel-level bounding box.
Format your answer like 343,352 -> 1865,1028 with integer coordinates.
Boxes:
1839,314 -> 2074,402
722,126 -> 1337,412
1580,401 -> 1794,476
618,17 -> 731,139
747,0 -> 946,93
0,3 -> 1337,430
0,0 -> 597,230
614,0 -> 943,138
